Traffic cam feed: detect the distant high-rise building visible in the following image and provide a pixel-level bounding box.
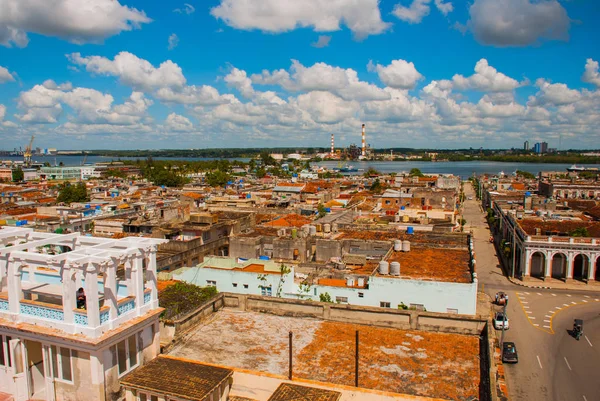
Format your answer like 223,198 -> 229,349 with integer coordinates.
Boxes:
524,140 -> 529,151
533,141 -> 549,154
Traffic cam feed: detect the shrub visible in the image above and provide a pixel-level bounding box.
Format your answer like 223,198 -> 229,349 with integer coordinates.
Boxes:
159,282 -> 217,320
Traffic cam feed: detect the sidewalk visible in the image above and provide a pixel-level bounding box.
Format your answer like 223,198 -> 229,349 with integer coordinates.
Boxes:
507,276 -> 600,292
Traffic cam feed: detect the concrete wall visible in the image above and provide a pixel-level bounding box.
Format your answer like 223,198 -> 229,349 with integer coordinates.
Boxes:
54,350 -> 99,401
229,236 -> 263,259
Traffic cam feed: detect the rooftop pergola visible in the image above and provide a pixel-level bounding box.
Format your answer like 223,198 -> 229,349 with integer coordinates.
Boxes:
0,227 -> 167,338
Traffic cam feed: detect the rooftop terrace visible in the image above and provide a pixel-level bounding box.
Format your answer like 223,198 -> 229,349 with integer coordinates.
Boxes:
384,248 -> 472,283
168,309 -> 479,401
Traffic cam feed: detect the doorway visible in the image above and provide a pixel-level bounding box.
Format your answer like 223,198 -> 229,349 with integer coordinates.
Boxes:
25,340 -> 46,400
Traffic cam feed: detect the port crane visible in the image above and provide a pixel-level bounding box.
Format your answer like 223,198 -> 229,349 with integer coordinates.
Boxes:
23,135 -> 34,167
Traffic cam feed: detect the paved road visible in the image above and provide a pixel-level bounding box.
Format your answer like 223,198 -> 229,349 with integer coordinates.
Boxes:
462,183 -> 600,401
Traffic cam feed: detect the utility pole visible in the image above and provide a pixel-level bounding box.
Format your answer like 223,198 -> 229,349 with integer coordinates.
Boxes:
288,331 -> 293,380
355,330 -> 359,387
500,301 -> 507,349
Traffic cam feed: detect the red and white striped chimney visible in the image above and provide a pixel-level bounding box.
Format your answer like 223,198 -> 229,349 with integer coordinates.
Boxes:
361,124 -> 366,157
331,134 -> 334,157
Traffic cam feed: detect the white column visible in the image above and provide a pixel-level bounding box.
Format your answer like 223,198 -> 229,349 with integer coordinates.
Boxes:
566,253 -> 574,279
147,247 -> 158,307
85,263 -> 100,327
132,254 -> 144,316
105,259 -> 119,322
524,249 -> 531,277
29,263 -> 36,283
126,257 -> 135,297
544,252 -> 552,278
61,262 -> 75,324
588,254 -> 597,281
7,258 -> 21,314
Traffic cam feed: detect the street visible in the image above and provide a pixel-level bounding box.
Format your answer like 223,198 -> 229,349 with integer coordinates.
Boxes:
462,182 -> 600,401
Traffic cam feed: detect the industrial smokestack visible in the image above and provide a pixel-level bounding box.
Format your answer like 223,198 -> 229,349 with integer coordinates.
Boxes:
331,134 -> 334,157
361,124 -> 366,158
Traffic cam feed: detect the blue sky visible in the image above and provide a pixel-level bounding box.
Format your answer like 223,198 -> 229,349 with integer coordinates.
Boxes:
0,0 -> 599,150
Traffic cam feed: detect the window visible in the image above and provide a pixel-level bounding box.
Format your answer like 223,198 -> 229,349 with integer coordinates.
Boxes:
138,393 -> 159,401
116,334 -> 138,376
385,200 -> 390,205
380,302 -> 391,308
358,292 -> 364,298
243,284 -> 248,289
50,345 -> 73,382
410,303 -> 425,311
335,296 -> 348,304
206,280 -> 216,287
0,335 -> 9,367
232,283 -> 238,288
260,286 -> 272,296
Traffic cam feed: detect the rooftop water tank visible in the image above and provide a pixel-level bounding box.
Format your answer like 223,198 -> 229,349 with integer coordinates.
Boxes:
402,215 -> 410,223
357,277 -> 365,287
394,240 -> 402,252
291,228 -> 297,239
390,261 -> 400,276
346,277 -> 355,287
379,261 -> 389,275
309,225 -> 317,235
323,223 -> 331,233
407,226 -> 414,235
402,240 -> 411,252
331,223 -> 339,233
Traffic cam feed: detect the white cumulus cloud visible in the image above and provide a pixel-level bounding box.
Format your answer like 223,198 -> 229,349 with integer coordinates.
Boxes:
67,52 -> 187,92
451,59 -> 521,92
529,79 -> 581,107
465,0 -> 570,47
0,0 -> 150,47
210,0 -> 390,39
164,113 -> 194,132
369,59 -> 423,90
392,0 -> 453,23
0,66 -> 15,83
582,59 -> 600,87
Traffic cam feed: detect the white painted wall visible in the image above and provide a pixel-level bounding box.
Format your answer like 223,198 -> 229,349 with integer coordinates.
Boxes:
175,267 -> 478,315
173,267 -> 296,297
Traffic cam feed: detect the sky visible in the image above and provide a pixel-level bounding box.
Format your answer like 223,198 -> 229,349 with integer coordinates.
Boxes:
0,0 -> 599,151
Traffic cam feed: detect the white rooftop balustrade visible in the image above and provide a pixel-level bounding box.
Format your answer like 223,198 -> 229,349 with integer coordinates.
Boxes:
0,227 -> 167,338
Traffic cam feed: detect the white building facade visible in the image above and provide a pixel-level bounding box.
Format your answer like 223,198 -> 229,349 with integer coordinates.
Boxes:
173,257 -> 477,315
0,226 -> 166,401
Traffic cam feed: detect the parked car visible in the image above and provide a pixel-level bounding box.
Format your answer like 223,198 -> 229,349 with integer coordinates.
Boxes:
494,312 -> 510,330
502,342 -> 518,363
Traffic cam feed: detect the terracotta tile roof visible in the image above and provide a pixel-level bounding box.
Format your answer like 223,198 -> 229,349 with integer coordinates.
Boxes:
120,355 -> 232,401
263,214 -> 312,228
182,192 -> 204,200
268,383 -> 341,401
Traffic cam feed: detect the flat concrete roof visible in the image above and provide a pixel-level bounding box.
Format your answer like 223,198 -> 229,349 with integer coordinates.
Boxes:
168,310 -> 479,401
384,248 -> 472,284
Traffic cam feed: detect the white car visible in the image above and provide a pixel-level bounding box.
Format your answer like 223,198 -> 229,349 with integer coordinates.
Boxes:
494,312 -> 509,330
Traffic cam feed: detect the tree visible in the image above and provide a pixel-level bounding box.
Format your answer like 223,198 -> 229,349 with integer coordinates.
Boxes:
57,182 -> 89,204
409,168 -> 424,177
516,170 -> 536,180
105,169 -> 127,179
319,292 -> 333,303
570,227 -> 589,237
205,170 -> 230,187
363,167 -> 380,177
12,168 -> 24,182
370,178 -> 383,193
317,203 -> 327,218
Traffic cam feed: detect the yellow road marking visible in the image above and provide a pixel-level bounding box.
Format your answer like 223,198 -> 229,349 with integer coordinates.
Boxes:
516,297 -> 600,335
